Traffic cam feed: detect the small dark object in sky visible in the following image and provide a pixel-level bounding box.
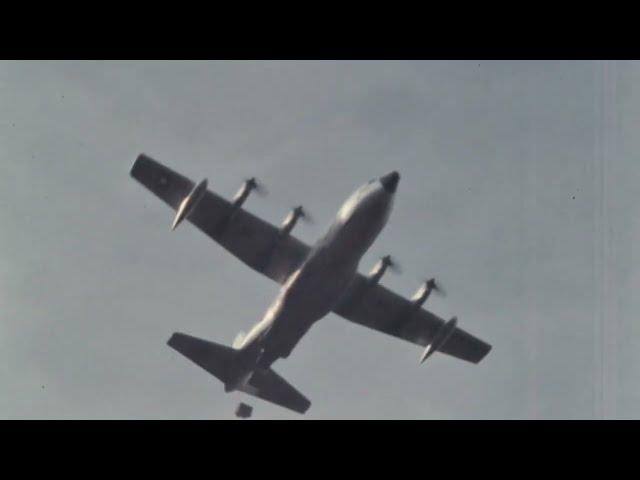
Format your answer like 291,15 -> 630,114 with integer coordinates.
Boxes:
572,196 -> 576,200
235,402 -> 253,419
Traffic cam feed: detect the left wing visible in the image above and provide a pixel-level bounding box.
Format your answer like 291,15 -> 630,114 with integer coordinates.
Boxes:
130,154 -> 310,284
333,275 -> 492,364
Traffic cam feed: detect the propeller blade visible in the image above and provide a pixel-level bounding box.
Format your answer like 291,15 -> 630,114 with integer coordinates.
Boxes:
426,278 -> 446,297
246,177 -> 268,197
255,182 -> 268,197
389,260 -> 402,274
298,206 -> 314,224
381,255 -> 402,274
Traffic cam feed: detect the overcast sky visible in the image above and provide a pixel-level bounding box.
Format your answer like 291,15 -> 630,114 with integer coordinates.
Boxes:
0,60 -> 638,419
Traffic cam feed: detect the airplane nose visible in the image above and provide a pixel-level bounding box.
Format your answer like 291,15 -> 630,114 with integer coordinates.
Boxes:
380,171 -> 400,193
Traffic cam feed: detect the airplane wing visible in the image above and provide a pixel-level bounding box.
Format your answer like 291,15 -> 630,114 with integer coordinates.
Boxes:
333,275 -> 492,364
130,154 -> 310,284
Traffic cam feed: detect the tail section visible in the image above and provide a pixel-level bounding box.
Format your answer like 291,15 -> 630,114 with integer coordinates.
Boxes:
167,332 -> 311,414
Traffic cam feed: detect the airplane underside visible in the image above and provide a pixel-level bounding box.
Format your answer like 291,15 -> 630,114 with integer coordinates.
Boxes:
131,154 -> 492,417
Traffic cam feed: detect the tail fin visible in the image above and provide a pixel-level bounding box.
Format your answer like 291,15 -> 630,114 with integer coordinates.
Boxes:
167,332 -> 311,414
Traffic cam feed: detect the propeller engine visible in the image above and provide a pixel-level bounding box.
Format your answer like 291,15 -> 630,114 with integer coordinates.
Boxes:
232,177 -> 267,209
368,255 -> 401,285
280,205 -> 312,236
411,278 -> 446,308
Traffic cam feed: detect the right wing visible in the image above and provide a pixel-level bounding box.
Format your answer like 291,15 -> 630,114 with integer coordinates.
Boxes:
334,274 -> 491,364
130,154 -> 310,284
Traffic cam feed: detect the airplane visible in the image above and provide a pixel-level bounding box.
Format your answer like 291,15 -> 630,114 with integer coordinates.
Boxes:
130,154 -> 492,415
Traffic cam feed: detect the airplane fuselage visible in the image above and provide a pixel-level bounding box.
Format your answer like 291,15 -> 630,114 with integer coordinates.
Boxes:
236,172 -> 400,371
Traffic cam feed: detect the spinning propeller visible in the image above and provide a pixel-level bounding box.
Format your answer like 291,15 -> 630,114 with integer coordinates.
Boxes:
245,177 -> 268,197
425,278 -> 446,297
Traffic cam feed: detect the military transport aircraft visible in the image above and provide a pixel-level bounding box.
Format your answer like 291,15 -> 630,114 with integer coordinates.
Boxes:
131,154 -> 491,415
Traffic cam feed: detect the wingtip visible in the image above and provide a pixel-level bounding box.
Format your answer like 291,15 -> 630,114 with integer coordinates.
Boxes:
130,153 -> 146,177
469,342 -> 492,364
479,343 -> 493,362
130,153 -> 156,178
297,398 -> 312,415
166,332 -> 181,348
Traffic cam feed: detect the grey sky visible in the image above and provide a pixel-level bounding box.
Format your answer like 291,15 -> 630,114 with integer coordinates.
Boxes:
0,60 -> 637,419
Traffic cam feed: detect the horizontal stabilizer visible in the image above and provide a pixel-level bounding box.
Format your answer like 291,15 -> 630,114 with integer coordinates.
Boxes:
239,367 -> 311,414
168,332 -> 237,384
168,332 -> 311,414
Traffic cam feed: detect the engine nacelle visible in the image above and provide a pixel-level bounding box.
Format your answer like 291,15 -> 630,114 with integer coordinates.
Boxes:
255,206 -> 306,272
368,255 -> 394,285
280,206 -> 306,236
411,278 -> 437,308
213,178 -> 263,235
232,177 -> 259,209
172,178 -> 208,230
